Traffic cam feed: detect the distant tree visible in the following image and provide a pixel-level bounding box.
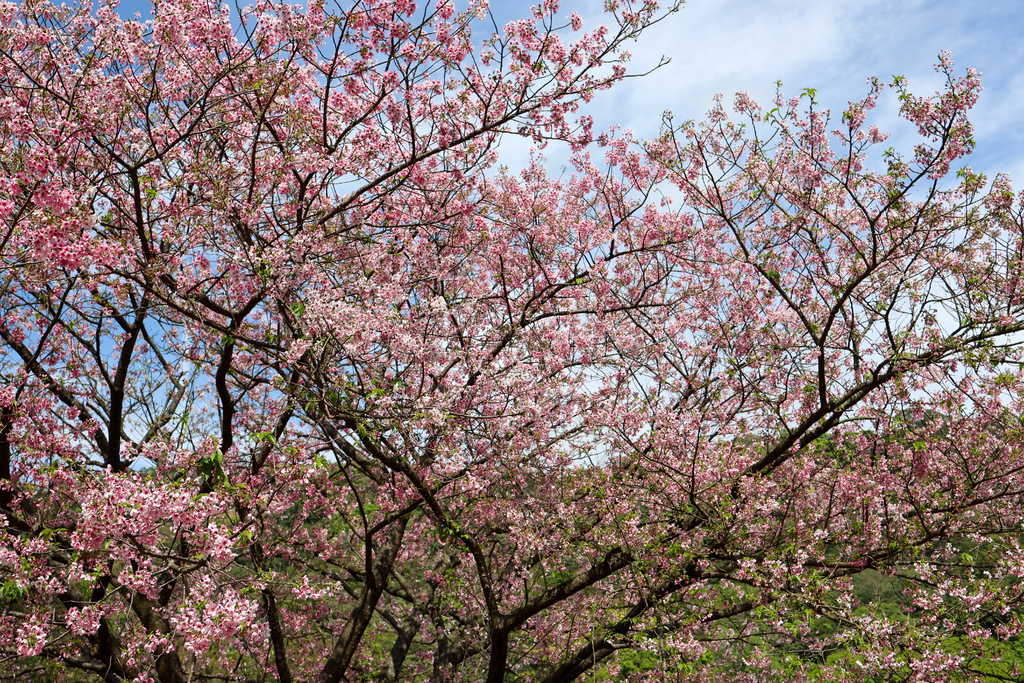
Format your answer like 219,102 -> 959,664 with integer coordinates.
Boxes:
0,0 -> 1022,679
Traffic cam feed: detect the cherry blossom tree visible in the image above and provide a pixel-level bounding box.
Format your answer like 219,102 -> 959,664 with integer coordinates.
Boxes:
1,0 -> 1023,679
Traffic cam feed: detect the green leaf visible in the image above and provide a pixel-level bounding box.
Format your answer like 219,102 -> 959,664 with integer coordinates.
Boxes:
0,580 -> 26,601
253,431 -> 276,446
197,449 -> 227,486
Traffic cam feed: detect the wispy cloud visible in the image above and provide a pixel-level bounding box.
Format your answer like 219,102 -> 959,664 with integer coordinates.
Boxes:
568,0 -> 1024,180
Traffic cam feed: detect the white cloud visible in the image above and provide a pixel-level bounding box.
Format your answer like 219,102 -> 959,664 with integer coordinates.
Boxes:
557,0 -> 1024,180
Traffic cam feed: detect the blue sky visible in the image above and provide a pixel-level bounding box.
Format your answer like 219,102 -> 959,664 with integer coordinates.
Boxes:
109,0 -> 1024,183
573,0 -> 1024,182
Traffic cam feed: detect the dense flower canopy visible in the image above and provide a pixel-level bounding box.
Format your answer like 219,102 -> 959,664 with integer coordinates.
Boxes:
1,0 -> 1024,681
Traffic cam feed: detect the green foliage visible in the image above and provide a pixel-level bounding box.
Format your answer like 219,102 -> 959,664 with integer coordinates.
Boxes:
197,449 -> 227,486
